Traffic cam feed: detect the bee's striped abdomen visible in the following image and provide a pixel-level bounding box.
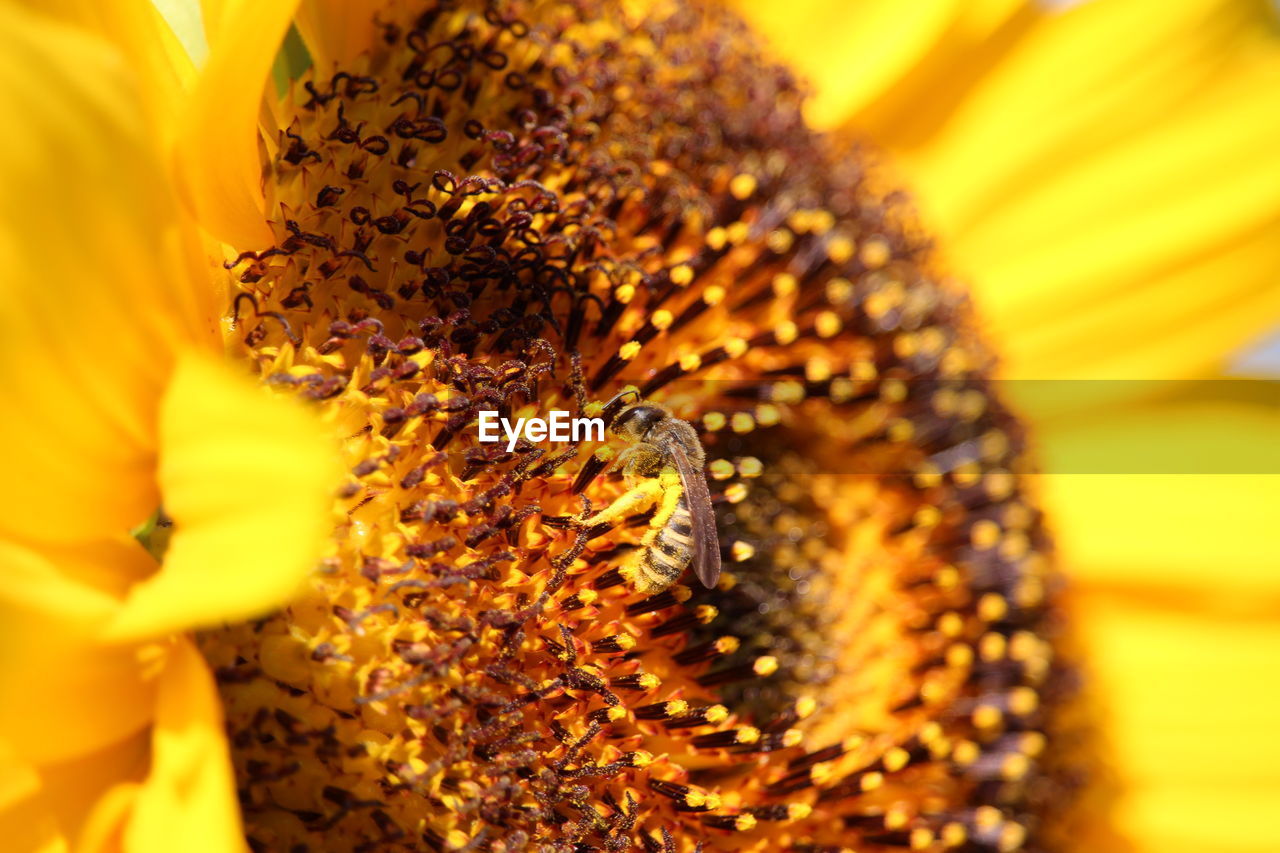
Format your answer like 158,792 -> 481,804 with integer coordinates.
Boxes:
634,491 -> 694,593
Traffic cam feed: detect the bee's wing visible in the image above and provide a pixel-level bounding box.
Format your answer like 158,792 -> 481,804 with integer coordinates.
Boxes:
669,443 -> 721,589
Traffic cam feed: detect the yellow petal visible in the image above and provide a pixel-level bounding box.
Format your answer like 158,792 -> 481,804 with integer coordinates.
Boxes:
848,0 -> 1280,385
735,0 -> 1280,384
0,2 -> 214,548
12,0 -> 194,120
152,0 -> 209,65
106,353 -> 338,641
1075,591 -> 1280,852
951,62 -> 1280,384
1034,400 -> 1280,605
123,638 -> 247,853
175,0 -> 300,248
38,732 -> 149,853
0,541 -> 156,765
294,0 -> 378,72
731,0 -> 1023,129
0,742 -> 68,853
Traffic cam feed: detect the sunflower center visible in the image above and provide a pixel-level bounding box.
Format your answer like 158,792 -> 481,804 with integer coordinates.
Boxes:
198,2 -> 1081,850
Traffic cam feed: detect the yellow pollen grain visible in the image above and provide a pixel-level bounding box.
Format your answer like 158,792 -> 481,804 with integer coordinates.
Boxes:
999,824 -> 1027,853
946,643 -> 973,669
781,729 -> 804,748
852,359 -> 878,381
703,285 -> 726,306
789,803 -> 813,820
670,264 -> 694,286
679,352 -> 703,372
860,236 -> 891,268
795,696 -> 817,719
884,746 -> 910,772
943,822 -> 968,847
970,519 -> 1001,549
979,633 -> 1007,662
705,705 -> 730,723
756,405 -> 782,426
708,459 -> 735,480
825,276 -> 854,304
860,772 -> 884,791
1002,753 -> 1030,781
918,326 -> 946,356
815,311 -> 841,338
772,272 -> 798,297
724,337 -> 749,358
753,656 -> 779,676
713,634 -> 741,653
666,699 -> 689,715
766,228 -> 794,254
952,740 -> 979,766
673,585 -> 693,603
885,805 -> 910,830
734,814 -> 757,831
978,593 -> 1009,623
805,359 -> 832,383
731,541 -> 756,562
729,412 -> 755,434
651,309 -> 674,330
973,705 -> 1003,729
737,457 -> 763,477
952,462 -> 981,487
705,227 -> 727,250
893,333 -> 918,359
881,378 -> 907,402
702,411 -> 726,431
938,612 -> 964,638
630,750 -> 654,768
1010,687 -> 1039,715
1020,732 -> 1047,757
810,209 -> 835,234
826,235 -> 854,264
615,283 -> 636,304
829,377 -> 855,402
775,321 -> 799,345
887,419 -> 914,443
726,221 -> 750,244
729,172 -> 757,199
619,341 -> 642,360
638,673 -> 661,690
788,209 -> 816,232
975,806 -> 1002,831
911,828 -> 935,850
1000,531 -> 1030,561
985,470 -> 1014,500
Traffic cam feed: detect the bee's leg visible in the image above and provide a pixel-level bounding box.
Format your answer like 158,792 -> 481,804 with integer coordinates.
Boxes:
575,477 -> 663,527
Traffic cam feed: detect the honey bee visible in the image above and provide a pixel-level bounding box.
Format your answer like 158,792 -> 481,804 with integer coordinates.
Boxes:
577,390 -> 721,594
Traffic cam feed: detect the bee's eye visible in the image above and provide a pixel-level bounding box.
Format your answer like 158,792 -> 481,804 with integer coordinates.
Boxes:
614,405 -> 662,436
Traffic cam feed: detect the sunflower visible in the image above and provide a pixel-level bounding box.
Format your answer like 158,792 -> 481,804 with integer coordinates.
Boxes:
1,1 -> 1276,852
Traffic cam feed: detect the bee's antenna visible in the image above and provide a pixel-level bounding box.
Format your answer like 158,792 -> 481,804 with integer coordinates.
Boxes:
602,387 -> 641,426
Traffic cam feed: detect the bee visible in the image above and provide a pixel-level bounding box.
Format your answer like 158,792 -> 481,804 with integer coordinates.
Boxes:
577,389 -> 721,594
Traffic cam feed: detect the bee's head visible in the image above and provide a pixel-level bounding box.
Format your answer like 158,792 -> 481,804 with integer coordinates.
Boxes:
611,403 -> 665,441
